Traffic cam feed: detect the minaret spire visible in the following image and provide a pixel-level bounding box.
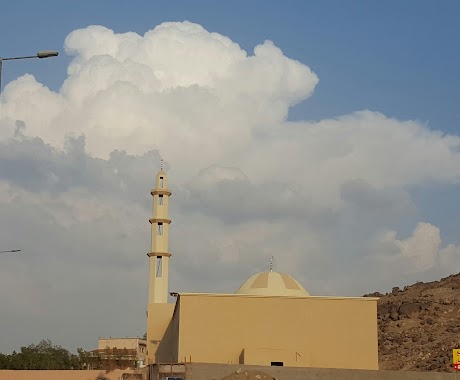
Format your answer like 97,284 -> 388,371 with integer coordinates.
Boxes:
269,256 -> 273,272
147,162 -> 172,304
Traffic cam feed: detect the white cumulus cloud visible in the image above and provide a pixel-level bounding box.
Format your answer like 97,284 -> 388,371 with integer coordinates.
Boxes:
0,21 -> 459,352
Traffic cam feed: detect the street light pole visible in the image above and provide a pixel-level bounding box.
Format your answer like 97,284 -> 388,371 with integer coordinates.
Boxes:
0,50 -> 58,94
0,249 -> 21,253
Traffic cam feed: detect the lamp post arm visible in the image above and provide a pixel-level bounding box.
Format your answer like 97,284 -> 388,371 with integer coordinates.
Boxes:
1,55 -> 38,61
0,50 -> 58,95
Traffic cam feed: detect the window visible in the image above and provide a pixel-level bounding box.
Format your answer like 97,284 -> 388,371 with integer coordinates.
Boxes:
156,257 -> 162,277
157,222 -> 163,235
158,194 -> 164,205
271,362 -> 283,366
159,176 -> 164,188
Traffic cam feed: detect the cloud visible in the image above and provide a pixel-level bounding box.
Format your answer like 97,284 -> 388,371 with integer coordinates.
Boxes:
440,244 -> 460,273
1,22 -> 319,168
0,21 -> 460,353
372,223 -> 441,273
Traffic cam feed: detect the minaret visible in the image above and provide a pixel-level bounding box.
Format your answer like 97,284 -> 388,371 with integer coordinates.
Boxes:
147,161 -> 172,304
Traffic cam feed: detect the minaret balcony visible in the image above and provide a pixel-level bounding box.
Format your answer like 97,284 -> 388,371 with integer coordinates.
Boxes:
151,189 -> 172,196
149,218 -> 172,224
147,252 -> 172,257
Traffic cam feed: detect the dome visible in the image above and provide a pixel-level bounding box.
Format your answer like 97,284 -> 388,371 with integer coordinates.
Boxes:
235,271 -> 310,297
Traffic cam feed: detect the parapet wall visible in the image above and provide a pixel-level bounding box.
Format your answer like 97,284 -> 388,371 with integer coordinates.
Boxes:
179,363 -> 455,380
0,369 -> 139,380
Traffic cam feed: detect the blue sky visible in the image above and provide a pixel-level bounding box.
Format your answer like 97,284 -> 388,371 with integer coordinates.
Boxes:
0,1 -> 459,353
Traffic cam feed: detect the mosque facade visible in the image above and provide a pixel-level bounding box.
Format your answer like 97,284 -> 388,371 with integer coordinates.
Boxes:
145,167 -> 378,372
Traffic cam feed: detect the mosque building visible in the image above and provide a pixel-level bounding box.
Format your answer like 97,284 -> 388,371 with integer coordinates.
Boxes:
145,166 -> 378,374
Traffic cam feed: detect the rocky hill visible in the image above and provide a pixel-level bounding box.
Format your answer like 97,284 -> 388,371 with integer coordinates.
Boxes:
365,273 -> 460,372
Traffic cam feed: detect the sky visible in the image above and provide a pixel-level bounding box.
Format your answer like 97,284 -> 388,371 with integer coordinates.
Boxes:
0,1 -> 459,353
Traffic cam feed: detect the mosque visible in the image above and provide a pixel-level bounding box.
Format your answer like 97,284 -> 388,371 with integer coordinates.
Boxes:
145,167 -> 378,373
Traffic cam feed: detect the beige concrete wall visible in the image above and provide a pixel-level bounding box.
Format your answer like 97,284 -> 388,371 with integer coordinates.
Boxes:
0,369 -> 137,380
146,303 -> 175,364
175,294 -> 378,370
181,363 -> 455,380
155,301 -> 180,364
242,347 -> 298,366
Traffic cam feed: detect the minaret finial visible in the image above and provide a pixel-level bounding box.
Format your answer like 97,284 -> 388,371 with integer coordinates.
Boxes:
160,158 -> 164,171
269,256 -> 273,272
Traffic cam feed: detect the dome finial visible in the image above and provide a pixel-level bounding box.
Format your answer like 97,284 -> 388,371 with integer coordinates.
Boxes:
269,256 -> 273,272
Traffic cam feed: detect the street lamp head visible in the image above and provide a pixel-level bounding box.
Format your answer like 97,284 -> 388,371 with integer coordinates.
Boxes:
37,50 -> 59,59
